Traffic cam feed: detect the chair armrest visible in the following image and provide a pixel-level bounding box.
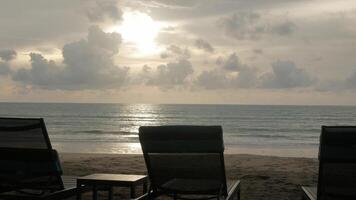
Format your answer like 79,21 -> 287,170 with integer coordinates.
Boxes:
226,180 -> 240,200
131,193 -> 149,200
301,186 -> 317,200
44,187 -> 78,200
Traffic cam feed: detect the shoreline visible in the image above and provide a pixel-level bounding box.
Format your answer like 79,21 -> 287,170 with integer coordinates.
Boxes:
54,142 -> 318,158
60,151 -> 317,159
60,153 -> 318,200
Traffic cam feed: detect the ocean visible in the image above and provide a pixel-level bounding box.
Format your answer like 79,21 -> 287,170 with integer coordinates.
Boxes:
1,103 -> 355,157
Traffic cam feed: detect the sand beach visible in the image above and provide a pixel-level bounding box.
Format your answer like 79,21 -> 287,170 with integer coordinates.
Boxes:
60,153 -> 318,200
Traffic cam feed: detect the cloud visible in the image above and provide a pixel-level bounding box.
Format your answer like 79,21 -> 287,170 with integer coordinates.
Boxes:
12,26 -> 128,90
271,21 -> 297,36
0,49 -> 17,61
318,69 -> 356,91
0,1 -> 89,48
197,56 -> 316,90
253,49 -> 263,54
216,52 -> 247,71
196,69 -> 228,89
344,70 -> 356,89
86,0 -> 122,22
230,67 -> 258,88
196,67 -> 258,90
160,45 -> 191,59
0,0 -> 123,49
0,62 -> 11,76
146,59 -> 194,89
217,12 -> 297,40
0,49 -> 16,76
195,39 -> 214,53
196,52 -> 257,89
217,11 -> 265,40
135,0 -> 306,21
260,60 -> 315,89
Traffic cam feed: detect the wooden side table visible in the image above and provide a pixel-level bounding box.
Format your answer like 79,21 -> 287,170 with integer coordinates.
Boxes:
77,173 -> 148,200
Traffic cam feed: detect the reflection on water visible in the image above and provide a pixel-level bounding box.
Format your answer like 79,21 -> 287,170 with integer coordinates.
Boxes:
53,142 -> 143,154
117,104 -> 161,134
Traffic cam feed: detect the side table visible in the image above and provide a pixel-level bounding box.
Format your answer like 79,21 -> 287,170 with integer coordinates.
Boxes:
77,173 -> 147,200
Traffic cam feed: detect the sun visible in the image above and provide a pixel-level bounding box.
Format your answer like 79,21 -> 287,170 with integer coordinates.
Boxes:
108,11 -> 163,55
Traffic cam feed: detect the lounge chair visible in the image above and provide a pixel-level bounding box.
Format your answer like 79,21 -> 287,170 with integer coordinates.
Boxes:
0,117 -> 78,200
301,126 -> 356,200
138,125 -> 241,200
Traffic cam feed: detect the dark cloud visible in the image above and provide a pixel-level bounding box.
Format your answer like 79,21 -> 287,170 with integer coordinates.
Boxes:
196,52 -> 257,89
260,60 -> 315,89
217,11 -> 265,40
197,57 -> 316,90
196,69 -> 227,89
12,26 -> 128,90
196,67 -> 258,90
217,12 -> 297,40
0,50 -> 17,61
195,39 -> 214,53
230,67 -> 258,88
0,62 -> 11,76
318,69 -> 356,91
0,49 -> 16,76
216,52 -> 246,71
86,0 -> 122,22
271,21 -> 297,36
146,59 -> 194,89
160,45 -> 191,59
253,49 -> 263,54
344,70 -> 356,89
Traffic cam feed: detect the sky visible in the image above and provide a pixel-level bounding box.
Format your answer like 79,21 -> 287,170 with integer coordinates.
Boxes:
1,0 -> 356,105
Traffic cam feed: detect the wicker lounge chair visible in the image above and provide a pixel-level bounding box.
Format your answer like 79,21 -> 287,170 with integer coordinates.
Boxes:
0,117 -> 78,200
301,126 -> 356,200
138,125 -> 240,200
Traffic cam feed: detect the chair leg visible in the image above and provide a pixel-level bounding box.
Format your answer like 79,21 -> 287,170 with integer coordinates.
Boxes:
301,194 -> 307,200
147,192 -> 152,200
147,186 -> 154,200
92,185 -> 98,200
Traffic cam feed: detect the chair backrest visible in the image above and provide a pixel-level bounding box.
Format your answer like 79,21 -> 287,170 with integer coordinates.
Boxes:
0,117 -> 64,192
139,126 -> 228,196
317,126 -> 356,200
0,118 -> 52,149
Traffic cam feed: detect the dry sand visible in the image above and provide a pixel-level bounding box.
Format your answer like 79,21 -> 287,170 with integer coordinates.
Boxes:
60,153 -> 318,200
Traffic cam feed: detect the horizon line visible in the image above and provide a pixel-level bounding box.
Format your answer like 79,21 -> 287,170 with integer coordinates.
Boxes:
0,101 -> 356,107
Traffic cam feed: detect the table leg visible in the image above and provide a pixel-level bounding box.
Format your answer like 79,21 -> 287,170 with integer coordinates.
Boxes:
93,185 -> 98,200
108,187 -> 113,200
130,185 -> 136,198
76,181 -> 82,200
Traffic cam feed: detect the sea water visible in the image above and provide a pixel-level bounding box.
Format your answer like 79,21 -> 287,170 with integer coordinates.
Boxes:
1,103 -> 355,157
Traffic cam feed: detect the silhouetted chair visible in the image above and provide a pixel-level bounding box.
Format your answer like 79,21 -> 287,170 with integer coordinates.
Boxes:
0,117 -> 78,200
301,126 -> 356,200
138,126 -> 240,200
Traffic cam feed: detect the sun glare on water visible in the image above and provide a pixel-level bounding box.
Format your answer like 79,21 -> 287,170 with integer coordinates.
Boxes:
109,11 -> 163,55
